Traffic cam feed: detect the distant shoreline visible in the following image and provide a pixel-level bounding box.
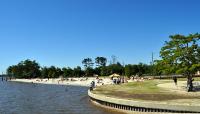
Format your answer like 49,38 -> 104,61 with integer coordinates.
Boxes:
10,77 -> 113,87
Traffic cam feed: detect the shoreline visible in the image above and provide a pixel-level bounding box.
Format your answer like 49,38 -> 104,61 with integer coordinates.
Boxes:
10,77 -> 113,87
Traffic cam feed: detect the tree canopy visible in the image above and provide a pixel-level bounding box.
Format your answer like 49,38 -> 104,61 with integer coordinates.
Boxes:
7,59 -> 41,79
95,57 -> 107,67
160,33 -> 200,91
82,58 -> 94,68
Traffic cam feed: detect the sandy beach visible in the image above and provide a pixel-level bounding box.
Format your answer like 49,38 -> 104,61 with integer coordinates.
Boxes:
10,77 -> 113,87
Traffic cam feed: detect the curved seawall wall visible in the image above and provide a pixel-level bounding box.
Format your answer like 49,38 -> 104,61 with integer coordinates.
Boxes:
88,90 -> 200,113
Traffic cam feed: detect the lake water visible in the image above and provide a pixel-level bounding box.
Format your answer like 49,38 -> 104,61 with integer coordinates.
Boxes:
0,81 -> 123,114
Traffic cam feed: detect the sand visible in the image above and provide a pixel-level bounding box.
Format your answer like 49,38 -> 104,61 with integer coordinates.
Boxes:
10,77 -> 113,87
157,81 -> 200,96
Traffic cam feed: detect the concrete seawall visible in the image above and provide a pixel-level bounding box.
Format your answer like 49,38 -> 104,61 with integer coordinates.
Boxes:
88,90 -> 200,113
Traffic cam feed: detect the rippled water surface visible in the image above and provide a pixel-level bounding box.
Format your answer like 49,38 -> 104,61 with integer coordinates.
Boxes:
0,81 -> 123,114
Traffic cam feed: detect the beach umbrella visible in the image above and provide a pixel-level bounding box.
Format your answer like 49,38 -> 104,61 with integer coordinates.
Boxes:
109,73 -> 120,78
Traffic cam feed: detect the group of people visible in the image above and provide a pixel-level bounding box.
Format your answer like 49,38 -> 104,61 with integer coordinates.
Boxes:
1,77 -> 9,82
129,76 -> 146,82
112,78 -> 121,84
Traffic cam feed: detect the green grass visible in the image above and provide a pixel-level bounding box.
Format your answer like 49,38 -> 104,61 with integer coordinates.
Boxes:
94,80 -> 168,94
93,80 -> 200,101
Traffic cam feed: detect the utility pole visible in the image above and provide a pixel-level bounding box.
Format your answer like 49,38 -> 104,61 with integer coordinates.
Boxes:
111,55 -> 117,64
151,52 -> 154,76
152,52 -> 154,66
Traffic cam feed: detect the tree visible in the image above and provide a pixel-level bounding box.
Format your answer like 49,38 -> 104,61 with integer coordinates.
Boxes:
100,66 -> 108,76
152,60 -> 163,76
41,67 -> 49,78
47,66 -> 62,78
107,62 -> 124,75
131,65 -> 139,76
94,67 -> 101,76
62,67 -> 73,77
160,33 -> 200,92
7,66 -> 13,76
82,58 -> 94,68
73,66 -> 83,77
95,57 -> 107,67
137,63 -> 147,76
85,67 -> 94,76
7,59 -> 41,79
125,64 -> 132,77
95,57 -> 107,76
56,67 -> 63,77
7,65 -> 20,78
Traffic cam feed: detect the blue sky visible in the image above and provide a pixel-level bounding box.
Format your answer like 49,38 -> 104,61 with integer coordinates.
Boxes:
0,0 -> 200,73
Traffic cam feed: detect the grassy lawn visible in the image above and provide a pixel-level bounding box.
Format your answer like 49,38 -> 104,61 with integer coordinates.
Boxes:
93,80 -> 200,101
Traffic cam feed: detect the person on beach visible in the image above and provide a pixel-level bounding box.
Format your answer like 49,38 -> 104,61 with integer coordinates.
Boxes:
90,81 -> 95,91
173,76 -> 177,86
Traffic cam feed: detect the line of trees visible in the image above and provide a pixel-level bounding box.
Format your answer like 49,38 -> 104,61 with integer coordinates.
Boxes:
7,57 -> 152,79
7,61 -> 85,79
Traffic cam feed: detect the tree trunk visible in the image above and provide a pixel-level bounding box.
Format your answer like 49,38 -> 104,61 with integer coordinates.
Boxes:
187,75 -> 194,92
